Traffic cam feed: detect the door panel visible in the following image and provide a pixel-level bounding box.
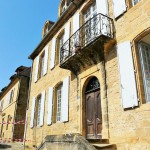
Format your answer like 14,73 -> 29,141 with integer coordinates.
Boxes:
95,91 -> 102,138
86,89 -> 102,139
86,93 -> 95,138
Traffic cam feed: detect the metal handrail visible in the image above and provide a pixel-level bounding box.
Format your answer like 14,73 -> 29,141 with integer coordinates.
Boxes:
60,13 -> 114,64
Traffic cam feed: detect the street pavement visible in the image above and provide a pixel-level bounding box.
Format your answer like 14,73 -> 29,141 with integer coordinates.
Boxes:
0,142 -> 24,150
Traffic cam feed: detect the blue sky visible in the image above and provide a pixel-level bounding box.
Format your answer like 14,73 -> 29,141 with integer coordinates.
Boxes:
0,0 -> 60,90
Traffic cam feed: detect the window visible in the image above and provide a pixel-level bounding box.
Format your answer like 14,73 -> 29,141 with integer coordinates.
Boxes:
132,0 -> 141,6
60,0 -> 67,15
84,2 -> 97,45
6,115 -> 11,130
138,42 -> 150,103
9,90 -> 14,104
35,95 -> 42,126
56,84 -> 62,122
0,118 -> 4,137
56,33 -> 64,65
38,52 -> 45,79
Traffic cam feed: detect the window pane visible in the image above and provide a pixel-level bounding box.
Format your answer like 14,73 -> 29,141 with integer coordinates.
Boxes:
56,84 -> 62,122
139,42 -> 150,103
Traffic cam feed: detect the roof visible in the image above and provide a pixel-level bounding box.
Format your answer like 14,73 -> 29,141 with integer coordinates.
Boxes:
29,0 -> 85,60
0,66 -> 31,99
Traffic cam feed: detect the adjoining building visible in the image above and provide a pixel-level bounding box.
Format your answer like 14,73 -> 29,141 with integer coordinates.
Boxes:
25,0 -> 150,149
0,66 -> 30,141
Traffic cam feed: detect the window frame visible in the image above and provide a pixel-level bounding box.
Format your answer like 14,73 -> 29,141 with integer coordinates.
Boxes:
35,94 -> 42,126
56,84 -> 63,122
38,51 -> 45,80
138,42 -> 150,103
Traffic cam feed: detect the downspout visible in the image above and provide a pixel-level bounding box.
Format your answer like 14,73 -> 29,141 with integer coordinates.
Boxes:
101,53 -> 109,139
23,62 -> 33,149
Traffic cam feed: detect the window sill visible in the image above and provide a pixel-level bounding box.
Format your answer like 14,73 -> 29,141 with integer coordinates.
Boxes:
139,102 -> 150,111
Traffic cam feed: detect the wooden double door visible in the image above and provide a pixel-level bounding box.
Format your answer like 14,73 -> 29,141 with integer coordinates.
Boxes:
85,89 -> 102,139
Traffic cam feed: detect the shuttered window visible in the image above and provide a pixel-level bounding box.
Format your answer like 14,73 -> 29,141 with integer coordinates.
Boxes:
61,76 -> 70,122
112,0 -> 126,18
30,97 -> 36,128
50,38 -> 56,69
117,41 -> 138,108
47,87 -> 53,125
36,95 -> 42,126
34,56 -> 39,83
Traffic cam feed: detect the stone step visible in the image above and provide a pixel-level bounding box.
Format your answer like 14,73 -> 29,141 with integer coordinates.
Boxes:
88,139 -> 110,144
92,143 -> 117,150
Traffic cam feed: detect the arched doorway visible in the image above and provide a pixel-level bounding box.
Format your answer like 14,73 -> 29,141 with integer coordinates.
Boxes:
85,77 -> 102,139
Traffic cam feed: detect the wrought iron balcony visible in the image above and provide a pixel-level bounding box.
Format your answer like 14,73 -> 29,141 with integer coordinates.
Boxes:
60,13 -> 114,74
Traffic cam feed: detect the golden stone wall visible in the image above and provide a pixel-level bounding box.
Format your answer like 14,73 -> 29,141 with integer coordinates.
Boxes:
0,79 -> 20,139
25,0 -> 150,149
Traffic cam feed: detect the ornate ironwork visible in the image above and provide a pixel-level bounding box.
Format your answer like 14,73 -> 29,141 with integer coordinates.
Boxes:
85,77 -> 100,93
60,13 -> 114,64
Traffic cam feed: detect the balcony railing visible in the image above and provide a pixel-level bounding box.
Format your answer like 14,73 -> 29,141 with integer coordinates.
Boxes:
60,13 -> 114,64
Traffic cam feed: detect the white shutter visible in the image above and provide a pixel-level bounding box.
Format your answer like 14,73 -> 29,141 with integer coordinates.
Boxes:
47,87 -> 53,125
63,22 -> 70,60
117,41 -> 138,109
96,0 -> 108,15
73,12 -> 80,53
43,46 -> 49,76
50,38 -> 56,69
112,0 -> 126,18
61,76 -> 70,122
73,12 -> 80,34
30,97 -> 36,128
96,0 -> 110,36
7,91 -> 11,105
64,22 -> 70,43
39,91 -> 45,126
34,56 -> 39,82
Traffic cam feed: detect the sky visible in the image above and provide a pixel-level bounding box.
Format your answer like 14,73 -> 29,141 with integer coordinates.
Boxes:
0,0 -> 60,90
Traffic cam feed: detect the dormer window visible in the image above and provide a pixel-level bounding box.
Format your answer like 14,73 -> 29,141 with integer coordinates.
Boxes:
60,0 -> 69,16
42,21 -> 54,38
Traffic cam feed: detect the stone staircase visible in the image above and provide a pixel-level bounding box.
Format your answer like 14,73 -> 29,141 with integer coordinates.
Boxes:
36,134 -> 116,150
88,139 -> 117,150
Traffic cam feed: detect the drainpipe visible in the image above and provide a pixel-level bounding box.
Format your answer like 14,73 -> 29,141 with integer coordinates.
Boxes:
101,53 -> 109,139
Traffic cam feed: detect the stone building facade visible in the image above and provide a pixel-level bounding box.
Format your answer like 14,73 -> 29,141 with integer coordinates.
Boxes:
25,0 -> 150,149
0,66 -> 30,141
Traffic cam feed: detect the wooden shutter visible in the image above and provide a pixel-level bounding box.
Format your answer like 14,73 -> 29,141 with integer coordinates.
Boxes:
34,56 -> 39,82
117,41 -> 138,108
43,46 -> 49,76
40,91 -> 45,126
61,76 -> 70,122
47,87 -> 53,125
50,38 -> 56,69
96,0 -> 108,15
30,97 -> 36,128
112,0 -> 126,18
73,12 -> 80,34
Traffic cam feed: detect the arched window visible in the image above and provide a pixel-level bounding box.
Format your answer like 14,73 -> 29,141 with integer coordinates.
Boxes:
85,77 -> 100,93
